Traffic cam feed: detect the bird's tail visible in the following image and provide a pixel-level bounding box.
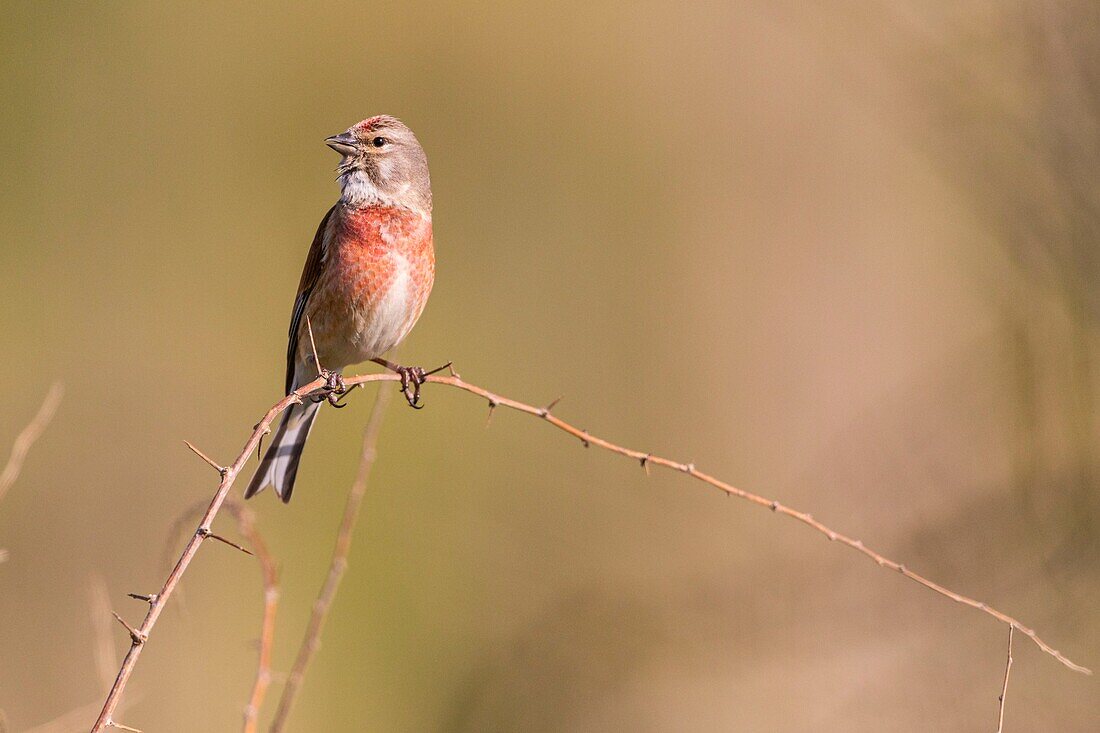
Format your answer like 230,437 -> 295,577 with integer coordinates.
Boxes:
244,393 -> 321,503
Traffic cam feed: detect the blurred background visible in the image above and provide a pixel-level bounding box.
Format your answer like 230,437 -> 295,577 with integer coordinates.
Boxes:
1,1 -> 1098,730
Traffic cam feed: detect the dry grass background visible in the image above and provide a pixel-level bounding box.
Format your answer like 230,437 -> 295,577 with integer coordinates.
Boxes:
1,1 -> 1097,730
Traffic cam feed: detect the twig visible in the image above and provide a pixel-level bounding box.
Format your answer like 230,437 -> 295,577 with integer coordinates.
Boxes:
0,382 -> 63,503
90,369 -> 1090,731
996,625 -> 1015,733
269,379 -> 393,732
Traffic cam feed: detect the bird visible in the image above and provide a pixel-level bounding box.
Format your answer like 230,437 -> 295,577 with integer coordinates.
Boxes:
245,115 -> 436,503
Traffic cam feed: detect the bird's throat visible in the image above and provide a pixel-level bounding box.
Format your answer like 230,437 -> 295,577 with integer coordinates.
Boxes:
338,170 -> 387,208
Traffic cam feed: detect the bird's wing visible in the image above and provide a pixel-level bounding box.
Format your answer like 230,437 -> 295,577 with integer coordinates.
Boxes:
285,204 -> 338,394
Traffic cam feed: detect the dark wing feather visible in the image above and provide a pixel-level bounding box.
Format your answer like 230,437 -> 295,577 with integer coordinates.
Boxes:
285,204 -> 337,394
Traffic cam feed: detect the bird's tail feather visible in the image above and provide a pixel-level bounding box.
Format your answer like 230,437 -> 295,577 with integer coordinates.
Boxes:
244,397 -> 321,503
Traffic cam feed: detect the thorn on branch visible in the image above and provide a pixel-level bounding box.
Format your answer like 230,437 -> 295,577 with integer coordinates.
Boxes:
197,527 -> 254,556
486,399 -> 498,427
106,719 -> 144,732
127,593 -> 158,604
640,454 -> 650,475
424,361 -> 453,377
112,612 -> 146,645
770,501 -> 779,512
542,395 -> 563,417
256,426 -> 271,460
183,440 -> 227,476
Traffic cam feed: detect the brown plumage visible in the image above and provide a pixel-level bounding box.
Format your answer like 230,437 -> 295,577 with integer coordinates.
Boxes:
246,116 -> 435,502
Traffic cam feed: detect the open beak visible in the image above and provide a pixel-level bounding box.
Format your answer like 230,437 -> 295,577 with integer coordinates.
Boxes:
325,132 -> 359,156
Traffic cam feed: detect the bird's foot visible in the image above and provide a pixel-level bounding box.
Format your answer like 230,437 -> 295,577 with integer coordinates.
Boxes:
375,360 -> 452,408
396,365 -> 426,409
311,369 -> 348,408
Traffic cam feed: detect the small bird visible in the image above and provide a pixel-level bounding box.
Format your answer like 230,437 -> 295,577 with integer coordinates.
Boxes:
245,115 -> 436,503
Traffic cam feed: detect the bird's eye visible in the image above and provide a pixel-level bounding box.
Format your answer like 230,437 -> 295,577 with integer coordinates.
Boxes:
372,136 -> 387,148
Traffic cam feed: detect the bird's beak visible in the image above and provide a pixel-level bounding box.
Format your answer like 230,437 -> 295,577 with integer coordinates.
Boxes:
325,132 -> 359,156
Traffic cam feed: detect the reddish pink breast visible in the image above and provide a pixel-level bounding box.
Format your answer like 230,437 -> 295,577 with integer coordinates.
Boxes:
304,205 -> 434,365
332,205 -> 434,304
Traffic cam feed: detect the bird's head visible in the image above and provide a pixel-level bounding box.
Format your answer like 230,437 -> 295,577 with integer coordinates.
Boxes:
326,115 -> 431,213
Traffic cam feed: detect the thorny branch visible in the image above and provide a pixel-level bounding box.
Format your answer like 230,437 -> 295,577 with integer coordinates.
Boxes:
90,369 -> 1089,731
89,376 -> 309,733
269,378 -> 393,732
432,371 -> 1086,673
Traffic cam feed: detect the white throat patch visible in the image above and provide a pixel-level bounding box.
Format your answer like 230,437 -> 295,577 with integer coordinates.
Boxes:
339,170 -> 387,207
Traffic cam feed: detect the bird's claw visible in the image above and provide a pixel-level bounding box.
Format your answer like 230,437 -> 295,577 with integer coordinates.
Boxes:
371,359 -> 450,409
311,369 -> 348,407
395,366 -> 427,408
397,361 -> 451,408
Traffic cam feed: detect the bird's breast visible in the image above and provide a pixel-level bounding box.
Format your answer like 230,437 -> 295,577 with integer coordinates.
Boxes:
307,206 -> 434,365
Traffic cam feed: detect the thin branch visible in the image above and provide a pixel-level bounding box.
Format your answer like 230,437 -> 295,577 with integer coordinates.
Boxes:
996,625 -> 1015,733
90,369 -> 1090,731
269,379 -> 394,733
0,382 -> 63,503
413,372 -> 1091,675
